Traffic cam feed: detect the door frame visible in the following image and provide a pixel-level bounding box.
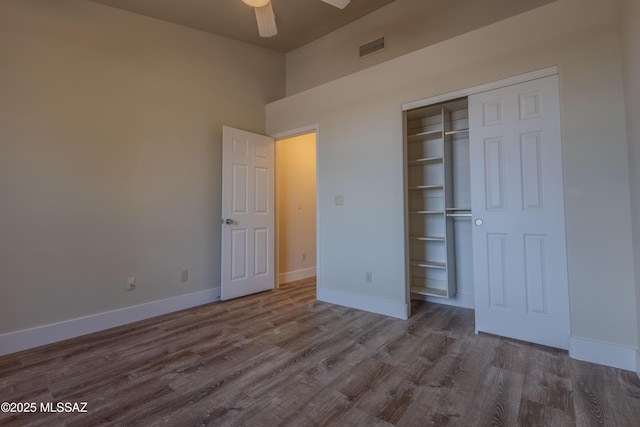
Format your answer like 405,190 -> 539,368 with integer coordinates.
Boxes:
271,124 -> 320,290
400,65 -> 568,313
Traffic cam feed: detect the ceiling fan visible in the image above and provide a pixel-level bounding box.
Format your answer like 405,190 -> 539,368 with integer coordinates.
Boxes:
241,0 -> 351,38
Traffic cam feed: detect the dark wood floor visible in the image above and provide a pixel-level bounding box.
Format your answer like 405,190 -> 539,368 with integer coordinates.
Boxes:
1,277 -> 639,426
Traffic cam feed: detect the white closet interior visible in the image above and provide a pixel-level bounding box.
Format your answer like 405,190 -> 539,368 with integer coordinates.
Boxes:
404,98 -> 474,307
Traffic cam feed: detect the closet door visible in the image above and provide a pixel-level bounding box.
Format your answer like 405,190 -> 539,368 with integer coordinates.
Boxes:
469,75 -> 570,349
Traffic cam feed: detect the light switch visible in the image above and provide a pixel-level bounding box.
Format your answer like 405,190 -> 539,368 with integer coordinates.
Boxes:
335,195 -> 344,206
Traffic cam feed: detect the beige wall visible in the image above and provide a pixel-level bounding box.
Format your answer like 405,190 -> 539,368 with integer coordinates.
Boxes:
276,133 -> 316,282
0,0 -> 284,334
618,0 -> 640,357
267,0 -> 638,347
285,0 -> 554,96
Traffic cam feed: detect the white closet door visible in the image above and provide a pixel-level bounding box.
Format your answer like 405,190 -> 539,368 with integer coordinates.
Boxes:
469,75 -> 570,350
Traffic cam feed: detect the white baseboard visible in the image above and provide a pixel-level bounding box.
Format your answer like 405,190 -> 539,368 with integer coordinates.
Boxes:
569,336 -> 637,372
317,287 -> 409,320
279,267 -> 316,284
423,292 -> 475,309
636,349 -> 640,380
0,287 -> 221,357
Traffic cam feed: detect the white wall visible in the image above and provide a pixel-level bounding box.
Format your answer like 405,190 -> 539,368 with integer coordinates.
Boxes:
285,0 -> 554,96
267,0 -> 638,349
0,0 -> 284,335
276,133 -> 317,283
618,0 -> 640,365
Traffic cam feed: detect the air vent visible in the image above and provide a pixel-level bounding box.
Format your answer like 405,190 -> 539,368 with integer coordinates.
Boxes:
359,37 -> 386,58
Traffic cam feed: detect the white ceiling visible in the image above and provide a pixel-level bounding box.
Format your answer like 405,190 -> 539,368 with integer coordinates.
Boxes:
89,0 -> 398,53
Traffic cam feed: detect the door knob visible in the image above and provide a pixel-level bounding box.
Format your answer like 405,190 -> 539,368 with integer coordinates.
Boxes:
474,218 -> 484,226
222,218 -> 233,225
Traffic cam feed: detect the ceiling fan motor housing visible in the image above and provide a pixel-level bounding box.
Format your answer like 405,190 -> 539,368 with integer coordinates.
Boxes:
242,0 -> 270,7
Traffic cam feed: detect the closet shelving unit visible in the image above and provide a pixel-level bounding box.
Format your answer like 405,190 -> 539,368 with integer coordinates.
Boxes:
404,98 -> 470,300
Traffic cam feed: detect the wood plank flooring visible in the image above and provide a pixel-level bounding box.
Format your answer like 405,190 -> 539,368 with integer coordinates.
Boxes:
1,277 -> 640,426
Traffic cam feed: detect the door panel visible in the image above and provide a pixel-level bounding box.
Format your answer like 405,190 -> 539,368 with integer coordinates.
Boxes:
520,132 -> 543,210
254,227 -> 269,276
232,164 -> 248,213
487,233 -> 508,308
523,234 -> 547,314
230,229 -> 247,281
222,126 -> 275,300
469,75 -> 570,350
484,137 -> 506,210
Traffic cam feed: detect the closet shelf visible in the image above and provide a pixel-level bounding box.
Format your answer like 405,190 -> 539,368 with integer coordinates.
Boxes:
445,128 -> 469,135
409,235 -> 446,241
408,129 -> 442,138
408,157 -> 443,165
410,260 -> 447,269
407,130 -> 443,142
408,185 -> 443,191
410,281 -> 449,298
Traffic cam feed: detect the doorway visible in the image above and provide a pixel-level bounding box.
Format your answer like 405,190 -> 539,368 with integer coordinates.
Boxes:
275,131 -> 317,286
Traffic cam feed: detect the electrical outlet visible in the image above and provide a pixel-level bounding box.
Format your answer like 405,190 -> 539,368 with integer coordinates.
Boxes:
335,195 -> 344,206
125,276 -> 136,291
365,271 -> 373,283
180,269 -> 188,283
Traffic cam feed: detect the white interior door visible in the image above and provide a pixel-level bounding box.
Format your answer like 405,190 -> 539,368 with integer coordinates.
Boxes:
469,75 -> 571,349
221,126 -> 275,300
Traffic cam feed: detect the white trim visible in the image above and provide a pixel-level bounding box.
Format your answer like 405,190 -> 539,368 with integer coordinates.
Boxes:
0,288 -> 221,356
271,124 -> 319,140
569,336 -> 637,372
636,349 -> 640,380
402,66 -> 559,111
279,267 -> 316,284
315,127 -> 321,296
317,287 -> 409,320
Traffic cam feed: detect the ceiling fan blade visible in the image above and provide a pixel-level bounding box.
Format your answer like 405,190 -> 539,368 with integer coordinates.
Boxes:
320,0 -> 351,9
254,1 -> 277,37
